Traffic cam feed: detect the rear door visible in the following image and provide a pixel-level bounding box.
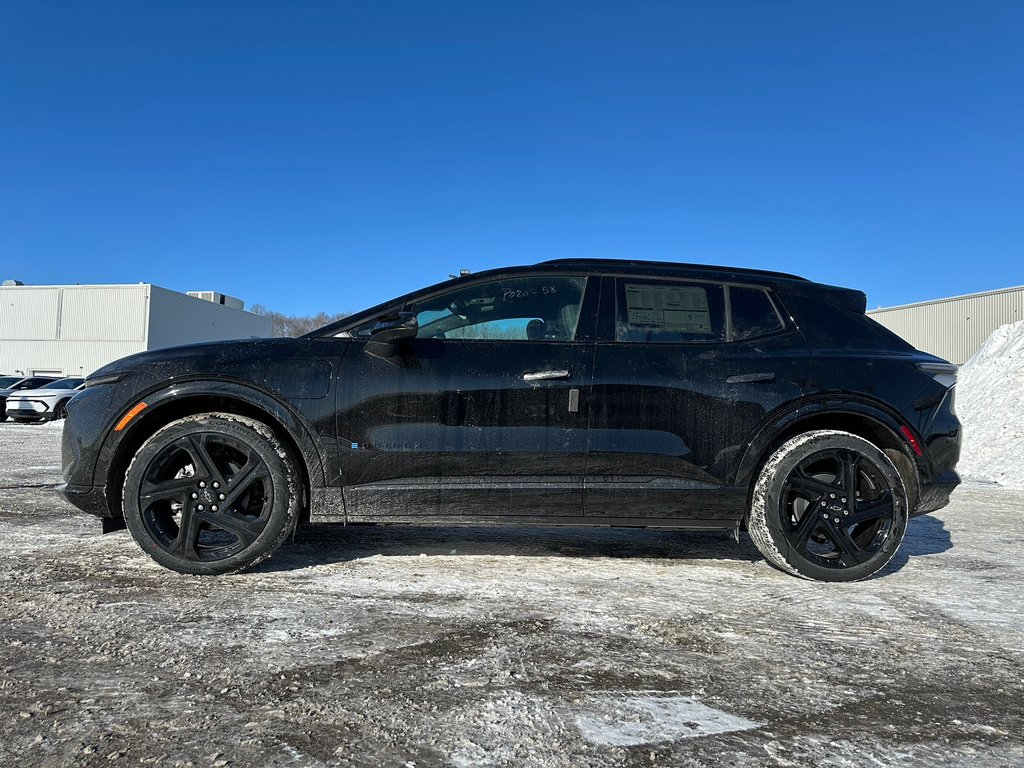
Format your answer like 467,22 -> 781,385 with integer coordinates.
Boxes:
337,272 -> 598,521
585,276 -> 809,522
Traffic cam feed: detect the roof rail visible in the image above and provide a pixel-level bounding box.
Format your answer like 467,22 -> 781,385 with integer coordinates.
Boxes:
536,258 -> 809,282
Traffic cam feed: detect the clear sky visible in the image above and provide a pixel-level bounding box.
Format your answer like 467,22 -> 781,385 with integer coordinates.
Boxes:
2,1 -> 1021,316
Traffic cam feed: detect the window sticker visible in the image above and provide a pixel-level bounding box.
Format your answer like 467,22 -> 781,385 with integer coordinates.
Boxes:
624,284 -> 712,335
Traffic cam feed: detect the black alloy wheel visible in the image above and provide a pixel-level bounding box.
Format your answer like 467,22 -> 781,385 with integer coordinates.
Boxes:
748,430 -> 908,581
54,400 -> 70,420
122,413 -> 300,575
780,449 -> 896,568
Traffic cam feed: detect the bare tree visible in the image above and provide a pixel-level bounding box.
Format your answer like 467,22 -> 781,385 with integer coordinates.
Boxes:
250,304 -> 348,338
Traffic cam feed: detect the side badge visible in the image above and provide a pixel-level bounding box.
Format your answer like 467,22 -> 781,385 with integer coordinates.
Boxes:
350,442 -> 360,450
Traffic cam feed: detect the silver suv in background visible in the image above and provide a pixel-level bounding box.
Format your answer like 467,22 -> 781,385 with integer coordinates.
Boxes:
4,377 -> 84,423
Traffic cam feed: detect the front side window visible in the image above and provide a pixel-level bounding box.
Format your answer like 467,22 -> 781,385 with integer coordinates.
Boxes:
615,279 -> 726,343
410,276 -> 587,342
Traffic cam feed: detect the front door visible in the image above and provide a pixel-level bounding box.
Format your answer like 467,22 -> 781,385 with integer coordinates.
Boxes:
337,273 -> 597,522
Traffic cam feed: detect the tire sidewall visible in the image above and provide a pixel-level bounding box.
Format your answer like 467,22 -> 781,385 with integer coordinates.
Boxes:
754,430 -> 909,582
122,414 -> 297,575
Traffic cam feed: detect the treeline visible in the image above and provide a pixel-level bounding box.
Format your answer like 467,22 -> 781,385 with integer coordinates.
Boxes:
249,305 -> 348,337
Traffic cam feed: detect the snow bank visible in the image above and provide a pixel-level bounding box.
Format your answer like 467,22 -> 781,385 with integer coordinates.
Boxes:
956,321 -> 1024,489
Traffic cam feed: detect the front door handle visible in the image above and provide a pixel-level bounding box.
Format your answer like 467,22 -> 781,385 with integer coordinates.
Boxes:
522,369 -> 570,382
726,372 -> 775,384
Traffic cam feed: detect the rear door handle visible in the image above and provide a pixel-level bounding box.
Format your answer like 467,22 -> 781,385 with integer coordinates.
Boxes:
522,369 -> 570,381
726,372 -> 775,384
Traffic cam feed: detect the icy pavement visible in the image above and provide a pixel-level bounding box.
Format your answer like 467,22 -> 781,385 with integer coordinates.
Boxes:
2,422 -> 1023,767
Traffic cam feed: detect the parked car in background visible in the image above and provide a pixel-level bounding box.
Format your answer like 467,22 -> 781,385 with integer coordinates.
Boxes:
61,259 -> 961,581
5,377 -> 85,423
0,376 -> 60,422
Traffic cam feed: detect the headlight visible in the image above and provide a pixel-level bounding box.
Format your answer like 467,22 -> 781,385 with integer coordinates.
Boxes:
84,373 -> 128,388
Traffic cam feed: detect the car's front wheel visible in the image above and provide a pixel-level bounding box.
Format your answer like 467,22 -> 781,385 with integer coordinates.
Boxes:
747,430 -> 908,582
122,412 -> 301,575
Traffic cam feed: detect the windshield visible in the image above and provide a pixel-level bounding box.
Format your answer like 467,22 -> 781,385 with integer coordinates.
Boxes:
47,378 -> 85,390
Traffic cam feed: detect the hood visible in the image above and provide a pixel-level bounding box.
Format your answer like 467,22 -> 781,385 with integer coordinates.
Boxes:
85,337 -> 304,382
5,386 -> 82,398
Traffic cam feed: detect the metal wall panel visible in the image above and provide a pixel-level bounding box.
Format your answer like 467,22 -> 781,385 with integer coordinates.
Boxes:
0,340 -> 146,378
147,286 -> 271,350
59,285 -> 148,342
868,287 -> 1024,365
0,286 -> 60,340
1,283 -> 269,377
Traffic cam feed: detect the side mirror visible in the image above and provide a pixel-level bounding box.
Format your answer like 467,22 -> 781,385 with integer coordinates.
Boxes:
369,311 -> 418,344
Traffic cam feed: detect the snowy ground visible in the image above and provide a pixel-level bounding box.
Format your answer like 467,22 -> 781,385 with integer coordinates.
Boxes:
2,421 -> 1024,767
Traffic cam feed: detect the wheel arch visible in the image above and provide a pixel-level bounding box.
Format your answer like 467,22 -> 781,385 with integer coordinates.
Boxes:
736,399 -> 921,513
100,381 -> 325,523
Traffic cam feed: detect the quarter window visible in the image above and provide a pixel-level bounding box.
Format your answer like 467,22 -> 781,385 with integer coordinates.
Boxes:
411,276 -> 587,342
615,280 -> 726,343
729,286 -> 785,341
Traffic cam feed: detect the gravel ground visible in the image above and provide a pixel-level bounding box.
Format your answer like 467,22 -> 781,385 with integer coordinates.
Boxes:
2,421 -> 1023,767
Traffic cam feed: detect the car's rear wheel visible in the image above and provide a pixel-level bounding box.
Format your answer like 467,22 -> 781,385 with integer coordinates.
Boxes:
747,430 -> 908,582
122,412 -> 300,575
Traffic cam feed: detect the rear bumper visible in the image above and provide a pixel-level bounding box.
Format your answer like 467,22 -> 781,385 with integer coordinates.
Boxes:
914,469 -> 960,517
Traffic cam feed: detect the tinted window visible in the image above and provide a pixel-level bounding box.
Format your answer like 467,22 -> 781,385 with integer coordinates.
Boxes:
615,280 -> 726,343
16,378 -> 56,389
411,276 -> 587,341
0,377 -> 21,388
47,378 -> 85,390
729,286 -> 784,341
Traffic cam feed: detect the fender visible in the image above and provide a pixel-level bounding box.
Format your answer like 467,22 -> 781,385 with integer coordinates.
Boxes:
96,377 -> 328,491
733,393 -> 919,489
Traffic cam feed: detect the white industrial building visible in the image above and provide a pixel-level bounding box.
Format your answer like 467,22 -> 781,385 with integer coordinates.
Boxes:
868,285 -> 1024,365
0,283 -> 272,378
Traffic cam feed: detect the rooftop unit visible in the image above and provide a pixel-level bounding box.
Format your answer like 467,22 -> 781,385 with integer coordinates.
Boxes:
187,291 -> 245,310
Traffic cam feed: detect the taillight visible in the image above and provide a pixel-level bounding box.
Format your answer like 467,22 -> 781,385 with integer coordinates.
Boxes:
899,424 -> 924,456
917,361 -> 957,388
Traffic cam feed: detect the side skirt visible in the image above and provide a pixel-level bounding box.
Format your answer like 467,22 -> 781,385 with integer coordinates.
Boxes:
310,486 -> 742,530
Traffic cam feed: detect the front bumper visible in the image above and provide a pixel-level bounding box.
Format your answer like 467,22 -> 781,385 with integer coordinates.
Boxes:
60,482 -> 109,516
59,482 -> 124,531
6,398 -> 56,420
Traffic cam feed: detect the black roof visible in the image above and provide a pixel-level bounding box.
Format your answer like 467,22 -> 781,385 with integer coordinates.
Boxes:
535,258 -> 810,283
312,257 -> 863,337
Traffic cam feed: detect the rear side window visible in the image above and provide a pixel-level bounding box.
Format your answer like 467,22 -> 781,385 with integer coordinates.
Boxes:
729,286 -> 785,341
615,280 -> 726,343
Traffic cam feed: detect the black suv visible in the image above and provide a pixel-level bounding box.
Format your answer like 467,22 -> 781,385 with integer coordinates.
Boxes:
61,260 -> 960,581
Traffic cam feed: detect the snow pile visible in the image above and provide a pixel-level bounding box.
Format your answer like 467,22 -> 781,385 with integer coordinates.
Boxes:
956,321 -> 1024,489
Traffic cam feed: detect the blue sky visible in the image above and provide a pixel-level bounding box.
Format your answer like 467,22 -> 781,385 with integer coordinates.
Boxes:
2,1 -> 1021,316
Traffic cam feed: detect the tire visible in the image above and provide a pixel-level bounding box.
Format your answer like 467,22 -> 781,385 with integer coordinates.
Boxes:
122,412 -> 301,575
747,430 -> 908,582
54,399 -> 70,420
